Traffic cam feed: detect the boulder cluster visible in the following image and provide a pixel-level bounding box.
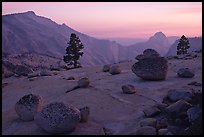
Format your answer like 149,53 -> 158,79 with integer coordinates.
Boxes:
133,88 -> 202,135
102,64 -> 121,75
15,94 -> 90,134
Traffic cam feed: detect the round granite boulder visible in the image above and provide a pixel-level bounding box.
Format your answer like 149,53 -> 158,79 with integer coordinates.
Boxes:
122,84 -> 136,94
132,57 -> 168,80
34,102 -> 81,134
109,65 -> 121,75
15,94 -> 42,121
78,77 -> 90,88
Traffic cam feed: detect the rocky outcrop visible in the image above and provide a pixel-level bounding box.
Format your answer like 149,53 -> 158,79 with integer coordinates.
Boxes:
14,65 -> 33,76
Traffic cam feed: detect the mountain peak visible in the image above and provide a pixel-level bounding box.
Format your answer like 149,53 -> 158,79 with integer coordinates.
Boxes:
3,11 -> 36,17
24,11 -> 36,16
148,32 -> 167,41
154,32 -> 166,37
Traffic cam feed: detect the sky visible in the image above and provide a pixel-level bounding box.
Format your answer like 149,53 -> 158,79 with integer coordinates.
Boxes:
2,2 -> 202,39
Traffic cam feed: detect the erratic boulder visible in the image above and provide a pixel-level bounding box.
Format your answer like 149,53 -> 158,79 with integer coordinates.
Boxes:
78,77 -> 90,88
122,84 -> 136,94
109,65 -> 121,75
34,102 -> 81,134
177,68 -> 195,78
132,57 -> 168,80
15,94 -> 42,121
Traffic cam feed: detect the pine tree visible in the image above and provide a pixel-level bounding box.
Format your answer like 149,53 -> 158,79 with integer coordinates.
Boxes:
177,35 -> 190,55
63,33 -> 84,69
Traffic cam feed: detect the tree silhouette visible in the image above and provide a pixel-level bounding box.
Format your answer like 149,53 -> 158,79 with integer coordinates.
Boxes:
63,33 -> 84,69
177,35 -> 190,55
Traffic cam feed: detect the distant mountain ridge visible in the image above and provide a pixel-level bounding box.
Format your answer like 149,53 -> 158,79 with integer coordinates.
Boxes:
3,11 -> 200,69
2,11 -> 125,67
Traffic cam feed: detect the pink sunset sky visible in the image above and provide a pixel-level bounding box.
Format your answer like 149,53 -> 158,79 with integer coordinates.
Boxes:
2,2 -> 202,39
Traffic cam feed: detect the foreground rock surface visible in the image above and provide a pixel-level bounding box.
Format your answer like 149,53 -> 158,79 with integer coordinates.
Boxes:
2,55 -> 202,135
